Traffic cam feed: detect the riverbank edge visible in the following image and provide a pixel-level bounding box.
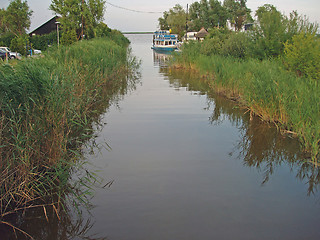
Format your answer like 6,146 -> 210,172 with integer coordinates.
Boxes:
170,56 -> 319,163
0,36 -> 137,236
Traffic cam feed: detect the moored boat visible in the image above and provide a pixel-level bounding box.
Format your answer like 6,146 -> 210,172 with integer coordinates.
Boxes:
152,30 -> 179,52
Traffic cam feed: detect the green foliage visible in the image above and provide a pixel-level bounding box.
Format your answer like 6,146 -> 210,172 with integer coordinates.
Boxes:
283,32 -> 320,80
10,35 -> 28,55
188,0 -> 229,31
93,22 -> 111,38
1,0 -> 33,36
223,0 -> 251,31
158,11 -> 170,30
252,4 -> 319,59
61,29 -> 78,45
29,31 -> 58,50
0,9 -> 6,34
200,28 -> 230,55
197,28 -> 250,58
173,46 -> 320,160
108,29 -> 130,47
158,4 -> 186,40
196,4 -> 320,61
0,36 -> 138,222
50,0 -> 106,40
253,4 -> 287,58
0,32 -> 15,47
220,32 -> 249,58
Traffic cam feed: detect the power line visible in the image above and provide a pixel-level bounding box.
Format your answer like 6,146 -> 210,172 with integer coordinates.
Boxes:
105,1 -> 163,14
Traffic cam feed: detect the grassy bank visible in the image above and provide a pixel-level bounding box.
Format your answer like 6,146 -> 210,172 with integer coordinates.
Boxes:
0,35 -> 138,234
172,44 -> 320,161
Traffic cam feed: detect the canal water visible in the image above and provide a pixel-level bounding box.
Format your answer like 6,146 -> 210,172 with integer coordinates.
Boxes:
4,34 -> 319,240
79,34 -> 320,240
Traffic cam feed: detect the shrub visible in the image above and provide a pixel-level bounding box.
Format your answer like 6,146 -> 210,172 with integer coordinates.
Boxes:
61,29 -> 77,45
0,32 -> 16,47
220,32 -> 250,58
29,31 -> 57,50
283,32 -> 320,80
10,35 -> 28,55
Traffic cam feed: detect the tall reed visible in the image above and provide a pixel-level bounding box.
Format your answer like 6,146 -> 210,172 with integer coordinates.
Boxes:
172,46 -> 320,161
0,36 -> 138,236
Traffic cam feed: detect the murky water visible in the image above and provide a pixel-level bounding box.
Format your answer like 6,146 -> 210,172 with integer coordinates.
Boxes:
3,34 -> 320,240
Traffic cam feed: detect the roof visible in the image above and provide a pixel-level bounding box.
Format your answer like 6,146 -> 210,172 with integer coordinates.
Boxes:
29,16 -> 60,36
195,28 -> 209,38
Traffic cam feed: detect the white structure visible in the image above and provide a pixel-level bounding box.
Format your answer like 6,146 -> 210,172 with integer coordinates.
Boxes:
183,32 -> 197,42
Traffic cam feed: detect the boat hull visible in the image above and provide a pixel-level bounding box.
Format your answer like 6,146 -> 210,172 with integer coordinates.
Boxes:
151,45 -> 177,52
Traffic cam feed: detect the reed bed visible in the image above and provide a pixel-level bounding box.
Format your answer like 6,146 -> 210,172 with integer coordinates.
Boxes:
172,48 -> 320,162
0,36 -> 138,237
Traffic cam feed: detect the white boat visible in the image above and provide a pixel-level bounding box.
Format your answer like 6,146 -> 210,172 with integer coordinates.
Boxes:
151,30 -> 179,52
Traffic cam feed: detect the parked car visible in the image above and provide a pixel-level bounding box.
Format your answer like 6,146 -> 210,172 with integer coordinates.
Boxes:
0,49 -> 10,60
0,47 -> 21,59
33,49 -> 42,55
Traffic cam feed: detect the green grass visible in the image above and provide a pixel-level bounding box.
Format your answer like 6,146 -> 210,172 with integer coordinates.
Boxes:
0,36 -> 138,231
172,46 -> 320,161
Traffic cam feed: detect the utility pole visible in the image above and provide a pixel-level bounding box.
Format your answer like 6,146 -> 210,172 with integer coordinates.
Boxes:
55,21 -> 60,47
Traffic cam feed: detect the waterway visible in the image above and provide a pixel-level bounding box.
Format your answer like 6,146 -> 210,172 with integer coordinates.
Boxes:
81,34 -> 320,240
4,34 -> 320,240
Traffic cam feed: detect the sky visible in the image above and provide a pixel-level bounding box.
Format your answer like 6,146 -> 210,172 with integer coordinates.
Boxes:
0,0 -> 319,32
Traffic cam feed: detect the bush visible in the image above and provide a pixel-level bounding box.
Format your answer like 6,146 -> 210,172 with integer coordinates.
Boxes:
0,32 -> 16,47
200,37 -> 223,56
10,35 -> 29,56
283,32 -> 320,80
61,29 -> 77,45
29,31 -> 58,50
220,32 -> 250,58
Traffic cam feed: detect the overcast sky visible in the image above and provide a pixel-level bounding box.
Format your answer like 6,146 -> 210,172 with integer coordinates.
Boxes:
0,0 -> 319,32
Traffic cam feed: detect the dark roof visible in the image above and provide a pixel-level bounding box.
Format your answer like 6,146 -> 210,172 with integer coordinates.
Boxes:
195,28 -> 209,38
29,16 -> 60,36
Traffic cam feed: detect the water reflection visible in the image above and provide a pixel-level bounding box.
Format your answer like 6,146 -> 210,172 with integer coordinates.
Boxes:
155,53 -> 320,196
153,50 -> 173,68
1,52 -> 140,240
0,202 -> 107,240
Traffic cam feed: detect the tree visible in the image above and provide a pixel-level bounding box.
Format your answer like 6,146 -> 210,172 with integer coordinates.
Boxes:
158,4 -> 186,40
50,0 -> 105,41
223,0 -> 251,31
189,0 -> 228,31
1,0 -> 33,36
158,11 -> 170,30
0,9 -> 6,34
254,4 -> 287,57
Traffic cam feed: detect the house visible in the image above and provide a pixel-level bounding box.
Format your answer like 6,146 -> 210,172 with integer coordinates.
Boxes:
29,16 -> 60,37
183,32 -> 197,42
195,28 -> 209,41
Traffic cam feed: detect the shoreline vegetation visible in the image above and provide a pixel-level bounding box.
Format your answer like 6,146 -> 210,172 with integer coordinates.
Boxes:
0,33 -> 139,238
158,1 -> 320,163
171,38 -> 319,162
158,0 -> 320,162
